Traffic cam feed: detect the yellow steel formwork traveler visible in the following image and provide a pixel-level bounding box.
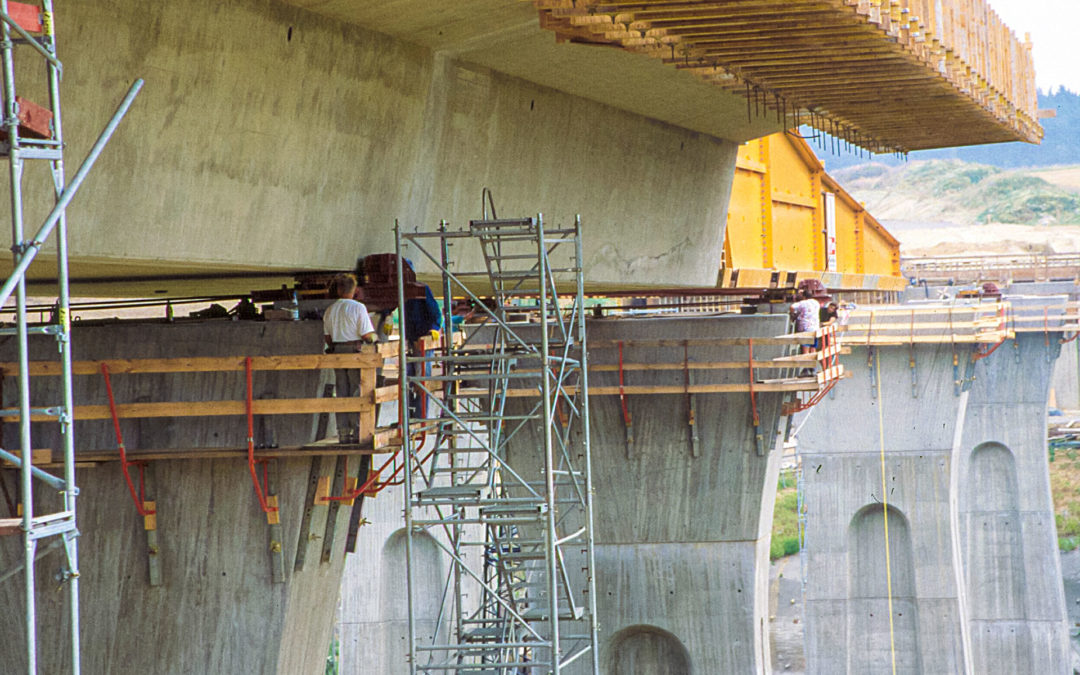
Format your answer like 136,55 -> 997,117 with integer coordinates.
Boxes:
723,131 -> 906,293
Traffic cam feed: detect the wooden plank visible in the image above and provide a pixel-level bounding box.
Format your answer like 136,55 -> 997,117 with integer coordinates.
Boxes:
0,518 -> 21,536
0,351 -> 390,377
589,351 -> 850,370
591,360 -> 786,370
0,449 -> 52,467
461,381 -> 823,396
5,396 -> 376,422
294,455 -> 324,572
374,385 -> 400,404
265,461 -> 286,585
357,360 -> 378,448
28,442 -> 395,467
589,336 -> 799,348
773,348 -> 852,362
321,456 -> 348,564
142,464 -> 162,587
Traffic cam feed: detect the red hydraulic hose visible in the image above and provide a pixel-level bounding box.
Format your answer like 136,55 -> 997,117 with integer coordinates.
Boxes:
245,357 -> 276,514
101,363 -> 155,517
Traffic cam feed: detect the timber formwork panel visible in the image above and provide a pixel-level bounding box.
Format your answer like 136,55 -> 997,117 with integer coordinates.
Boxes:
536,0 -> 1040,151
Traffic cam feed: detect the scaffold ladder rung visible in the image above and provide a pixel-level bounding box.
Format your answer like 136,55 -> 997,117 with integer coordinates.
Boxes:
397,208 -> 597,675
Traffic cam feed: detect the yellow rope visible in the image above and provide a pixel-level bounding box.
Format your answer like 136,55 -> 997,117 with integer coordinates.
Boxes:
875,349 -> 898,675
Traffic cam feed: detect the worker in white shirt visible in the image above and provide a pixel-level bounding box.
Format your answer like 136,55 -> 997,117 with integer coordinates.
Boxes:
323,274 -> 377,444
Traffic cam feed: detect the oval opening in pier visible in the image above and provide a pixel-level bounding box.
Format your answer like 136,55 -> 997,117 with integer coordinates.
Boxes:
608,624 -> 691,674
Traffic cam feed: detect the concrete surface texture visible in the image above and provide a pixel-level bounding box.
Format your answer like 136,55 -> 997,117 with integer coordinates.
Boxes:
798,297 -> 1072,674
1052,337 -> 1080,411
11,0 -> 741,290
0,319 -> 356,674
336,400 -> 484,675
336,313 -> 791,674
798,343 -> 974,674
278,0 -> 781,145
957,298 -> 1071,673
579,315 -> 789,674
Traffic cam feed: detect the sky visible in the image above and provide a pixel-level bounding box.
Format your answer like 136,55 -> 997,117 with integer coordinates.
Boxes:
985,0 -> 1079,93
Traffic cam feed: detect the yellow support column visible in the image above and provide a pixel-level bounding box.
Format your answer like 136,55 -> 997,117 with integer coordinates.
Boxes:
810,169 -> 824,271
854,208 -> 866,274
759,135 -> 774,269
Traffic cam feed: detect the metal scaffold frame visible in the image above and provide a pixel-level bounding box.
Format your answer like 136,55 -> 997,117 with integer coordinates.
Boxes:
395,205 -> 598,674
0,2 -> 140,672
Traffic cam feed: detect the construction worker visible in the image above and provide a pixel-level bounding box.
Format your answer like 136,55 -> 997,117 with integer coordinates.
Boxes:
819,301 -> 839,326
789,287 -> 820,376
401,259 -> 442,420
323,273 -> 377,443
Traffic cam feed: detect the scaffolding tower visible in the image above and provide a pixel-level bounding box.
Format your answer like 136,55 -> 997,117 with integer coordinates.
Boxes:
0,2 -> 80,672
0,3 -> 139,672
395,210 -> 598,674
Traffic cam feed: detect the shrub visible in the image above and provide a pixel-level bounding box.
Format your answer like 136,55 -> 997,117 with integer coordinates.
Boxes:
782,537 -> 801,556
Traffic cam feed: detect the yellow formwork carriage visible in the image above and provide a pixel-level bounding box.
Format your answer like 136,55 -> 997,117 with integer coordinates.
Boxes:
723,131 -> 905,293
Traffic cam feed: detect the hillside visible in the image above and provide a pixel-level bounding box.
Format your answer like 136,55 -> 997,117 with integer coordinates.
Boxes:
832,159 -> 1080,256
834,159 -> 1080,227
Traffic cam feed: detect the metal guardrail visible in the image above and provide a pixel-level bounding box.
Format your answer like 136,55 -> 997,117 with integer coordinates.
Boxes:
903,253 -> 1080,285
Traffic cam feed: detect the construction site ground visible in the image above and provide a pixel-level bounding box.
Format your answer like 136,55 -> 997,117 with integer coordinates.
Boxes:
897,223 -> 1080,258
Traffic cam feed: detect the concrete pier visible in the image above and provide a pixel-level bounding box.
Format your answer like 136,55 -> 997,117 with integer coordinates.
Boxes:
799,298 -> 1071,674
957,299 -> 1071,673
337,313 -> 793,674
583,315 -> 790,674
799,343 -> 974,674
0,320 -> 358,674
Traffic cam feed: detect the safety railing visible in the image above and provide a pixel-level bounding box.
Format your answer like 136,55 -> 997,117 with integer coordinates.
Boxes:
839,302 -> 1012,345
903,252 -> 1080,285
0,344 -> 406,494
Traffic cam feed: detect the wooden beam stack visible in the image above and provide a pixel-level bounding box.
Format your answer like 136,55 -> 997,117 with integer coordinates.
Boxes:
533,0 -> 1041,152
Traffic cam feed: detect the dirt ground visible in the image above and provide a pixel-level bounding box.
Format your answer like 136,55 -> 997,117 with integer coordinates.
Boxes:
769,555 -> 806,674
893,222 -> 1080,258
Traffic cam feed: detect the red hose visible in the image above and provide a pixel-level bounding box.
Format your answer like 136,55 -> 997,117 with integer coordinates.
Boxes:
245,357 -> 276,514
101,363 -> 155,517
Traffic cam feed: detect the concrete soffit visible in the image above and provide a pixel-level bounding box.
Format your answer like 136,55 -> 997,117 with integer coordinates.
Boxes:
275,0 -> 783,144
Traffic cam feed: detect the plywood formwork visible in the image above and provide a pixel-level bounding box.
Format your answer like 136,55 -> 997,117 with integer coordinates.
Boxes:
536,0 -> 1041,151
722,131 -> 906,293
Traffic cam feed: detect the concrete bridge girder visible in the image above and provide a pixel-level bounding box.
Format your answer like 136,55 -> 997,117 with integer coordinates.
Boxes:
11,0 -> 745,293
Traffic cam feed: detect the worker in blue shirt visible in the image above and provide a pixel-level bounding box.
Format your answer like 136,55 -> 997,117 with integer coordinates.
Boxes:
402,259 -> 441,420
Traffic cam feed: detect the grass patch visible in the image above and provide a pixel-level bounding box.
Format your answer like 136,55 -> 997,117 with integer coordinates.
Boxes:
1049,447 -> 1080,551
326,637 -> 339,675
771,470 -> 802,560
